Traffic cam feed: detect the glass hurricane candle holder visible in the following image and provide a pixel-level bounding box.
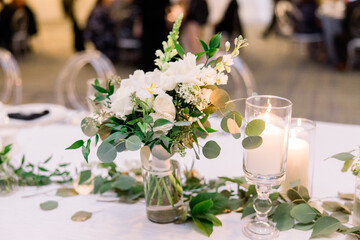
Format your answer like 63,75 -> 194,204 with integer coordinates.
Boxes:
243,95 -> 292,239
283,118 -> 316,195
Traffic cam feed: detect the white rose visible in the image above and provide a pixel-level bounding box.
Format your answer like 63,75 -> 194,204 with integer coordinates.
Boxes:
153,93 -> 176,120
110,86 -> 135,119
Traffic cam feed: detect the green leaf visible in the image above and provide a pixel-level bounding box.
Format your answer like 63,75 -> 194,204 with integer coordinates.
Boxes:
242,136 -> 263,149
294,222 -> 315,231
192,199 -> 213,215
97,142 -> 117,163
82,139 -> 91,163
273,203 -> 295,231
172,39 -> 185,58
342,158 -> 355,172
190,192 -> 228,215
209,33 -> 222,49
125,135 -> 142,151
104,132 -> 129,143
221,111 -> 242,133
199,40 -> 209,52
322,201 -> 351,214
153,118 -> 173,128
66,140 -> 84,150
143,115 -> 153,123
311,216 -> 341,238
344,226 -> 360,234
290,204 -> 317,224
92,84 -> 108,93
202,213 -> 222,226
79,170 -> 92,185
192,217 -> 213,237
245,119 -> 265,136
56,188 -> 79,197
40,200 -> 58,211
38,167 -> 49,172
330,152 -> 355,161
228,198 -> 243,211
242,205 -> 255,219
112,175 -> 135,191
93,176 -> 105,194
202,141 -> 221,159
99,182 -> 113,194
71,211 -> 92,222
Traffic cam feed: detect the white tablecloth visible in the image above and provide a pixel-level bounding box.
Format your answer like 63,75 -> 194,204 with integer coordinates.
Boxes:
1,113 -> 360,240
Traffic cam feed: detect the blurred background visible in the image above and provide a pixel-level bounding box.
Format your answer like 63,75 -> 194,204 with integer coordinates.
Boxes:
0,0 -> 359,124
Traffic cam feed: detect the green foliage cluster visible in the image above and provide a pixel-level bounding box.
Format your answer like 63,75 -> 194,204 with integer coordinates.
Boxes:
329,147 -> 360,176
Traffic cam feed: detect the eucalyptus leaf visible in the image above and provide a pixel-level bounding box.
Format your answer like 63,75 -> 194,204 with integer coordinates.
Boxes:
322,201 -> 351,214
311,216 -> 341,238
56,188 -> 79,197
125,135 -> 142,151
330,211 -> 349,223
81,117 -> 98,137
151,144 -> 173,160
40,200 -> 58,211
66,140 -> 84,150
112,175 -> 135,191
97,141 -> 117,163
98,123 -> 112,140
338,192 -> 354,201
290,204 -> 317,224
209,89 -> 230,108
342,158 -> 355,172
202,141 -> 221,159
272,203 -> 295,231
104,132 -> 129,143
192,217 -> 213,237
330,152 -> 355,161
294,222 -> 315,231
93,176 -> 104,194
245,119 -> 265,136
153,118 -> 172,128
71,211 -> 92,222
79,170 -> 92,185
242,136 -> 263,149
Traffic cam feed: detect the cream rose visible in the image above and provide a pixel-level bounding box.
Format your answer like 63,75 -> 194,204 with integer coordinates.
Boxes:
153,93 -> 176,120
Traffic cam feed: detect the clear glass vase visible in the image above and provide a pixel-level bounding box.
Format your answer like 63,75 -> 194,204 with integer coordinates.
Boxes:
353,176 -> 360,225
142,157 -> 184,223
0,163 -> 17,195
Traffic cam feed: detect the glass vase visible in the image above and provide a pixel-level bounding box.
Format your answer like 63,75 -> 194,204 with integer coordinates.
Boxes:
354,175 -> 360,226
0,162 -> 17,195
142,156 -> 184,223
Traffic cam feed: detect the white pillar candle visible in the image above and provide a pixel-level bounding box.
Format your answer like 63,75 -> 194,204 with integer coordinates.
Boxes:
246,123 -> 285,175
284,137 -> 309,188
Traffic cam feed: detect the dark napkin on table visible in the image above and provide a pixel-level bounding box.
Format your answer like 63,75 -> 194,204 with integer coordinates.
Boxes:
7,110 -> 50,121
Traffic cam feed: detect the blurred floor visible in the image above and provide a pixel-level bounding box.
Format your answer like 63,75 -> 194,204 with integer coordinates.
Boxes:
5,18 -> 360,125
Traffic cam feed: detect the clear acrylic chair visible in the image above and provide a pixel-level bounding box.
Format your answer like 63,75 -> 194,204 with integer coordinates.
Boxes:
56,50 -> 117,110
0,48 -> 22,105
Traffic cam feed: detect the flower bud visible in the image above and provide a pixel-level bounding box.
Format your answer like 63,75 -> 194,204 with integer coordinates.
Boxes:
225,41 -> 230,52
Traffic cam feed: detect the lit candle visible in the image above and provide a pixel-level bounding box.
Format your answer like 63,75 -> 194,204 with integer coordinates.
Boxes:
245,109 -> 286,175
283,132 -> 309,189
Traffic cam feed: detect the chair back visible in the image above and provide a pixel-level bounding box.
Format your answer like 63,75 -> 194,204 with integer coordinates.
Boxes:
0,48 -> 22,104
275,1 -> 295,37
56,50 -> 116,110
349,6 -> 360,38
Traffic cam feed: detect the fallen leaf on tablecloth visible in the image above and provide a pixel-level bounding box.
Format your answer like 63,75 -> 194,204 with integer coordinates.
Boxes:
71,211 -> 92,222
338,193 -> 354,201
56,188 -> 79,197
322,201 -> 351,214
40,200 -> 58,211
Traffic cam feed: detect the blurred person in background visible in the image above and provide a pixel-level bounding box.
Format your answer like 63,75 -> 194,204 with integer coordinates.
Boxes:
84,0 -> 117,62
334,0 -> 360,68
181,0 -> 208,53
140,0 -> 169,71
263,0 -> 290,38
293,0 -> 322,34
215,0 -> 244,40
62,0 -> 85,52
0,0 -> 37,53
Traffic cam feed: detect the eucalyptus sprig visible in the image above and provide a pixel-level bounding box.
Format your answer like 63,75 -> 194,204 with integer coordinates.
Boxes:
329,146 -> 360,176
0,144 -> 12,165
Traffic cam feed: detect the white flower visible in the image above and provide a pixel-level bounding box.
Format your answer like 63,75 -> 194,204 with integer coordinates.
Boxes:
153,93 -> 176,120
146,69 -> 174,92
216,72 -> 228,85
110,86 -> 135,119
121,70 -> 146,90
201,88 -> 212,103
165,53 -> 204,86
136,88 -> 154,108
199,67 -> 217,85
217,54 -> 233,73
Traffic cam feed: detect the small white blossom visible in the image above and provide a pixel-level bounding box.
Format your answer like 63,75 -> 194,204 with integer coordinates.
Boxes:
225,41 -> 230,52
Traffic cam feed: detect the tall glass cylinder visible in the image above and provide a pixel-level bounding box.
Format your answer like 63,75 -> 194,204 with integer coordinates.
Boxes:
243,95 -> 292,239
283,118 -> 316,194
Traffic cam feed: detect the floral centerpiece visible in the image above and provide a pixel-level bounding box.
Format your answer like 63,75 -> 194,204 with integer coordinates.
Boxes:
68,14 -> 265,223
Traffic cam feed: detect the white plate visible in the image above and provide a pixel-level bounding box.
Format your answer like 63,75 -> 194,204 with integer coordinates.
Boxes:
0,103 -> 67,128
